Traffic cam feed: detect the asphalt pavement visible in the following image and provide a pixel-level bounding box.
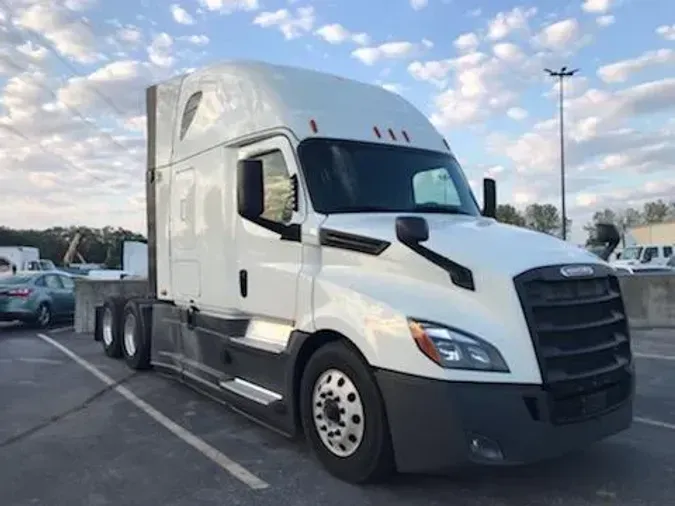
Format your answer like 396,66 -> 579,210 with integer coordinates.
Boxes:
1,323 -> 674,506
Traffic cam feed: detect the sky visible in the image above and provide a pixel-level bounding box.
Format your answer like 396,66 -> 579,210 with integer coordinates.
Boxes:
0,0 -> 673,245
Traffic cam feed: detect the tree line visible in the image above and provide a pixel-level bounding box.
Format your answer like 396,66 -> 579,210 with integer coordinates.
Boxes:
495,199 -> 675,243
0,226 -> 146,269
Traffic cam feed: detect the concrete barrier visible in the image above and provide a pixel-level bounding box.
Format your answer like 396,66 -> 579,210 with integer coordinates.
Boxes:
74,277 -> 150,334
618,272 -> 675,329
73,272 -> 675,334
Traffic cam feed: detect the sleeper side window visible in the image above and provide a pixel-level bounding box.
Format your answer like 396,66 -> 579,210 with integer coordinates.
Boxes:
180,91 -> 202,141
252,150 -> 294,224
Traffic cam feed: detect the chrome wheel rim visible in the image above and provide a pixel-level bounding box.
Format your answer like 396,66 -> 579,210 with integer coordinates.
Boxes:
123,313 -> 136,357
312,368 -> 365,458
102,307 -> 114,346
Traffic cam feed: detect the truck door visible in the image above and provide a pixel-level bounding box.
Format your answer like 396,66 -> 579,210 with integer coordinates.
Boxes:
236,135 -> 305,327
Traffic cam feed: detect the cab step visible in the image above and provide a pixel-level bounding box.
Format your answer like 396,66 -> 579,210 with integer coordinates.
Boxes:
218,377 -> 283,406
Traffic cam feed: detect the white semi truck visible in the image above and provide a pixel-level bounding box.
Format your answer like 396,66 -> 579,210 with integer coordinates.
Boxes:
95,60 -> 634,484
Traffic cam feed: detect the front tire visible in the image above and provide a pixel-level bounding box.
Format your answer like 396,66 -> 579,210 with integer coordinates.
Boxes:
299,341 -> 395,483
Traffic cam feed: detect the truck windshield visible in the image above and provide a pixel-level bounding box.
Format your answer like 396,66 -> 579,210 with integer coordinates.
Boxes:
621,247 -> 642,260
297,138 -> 481,216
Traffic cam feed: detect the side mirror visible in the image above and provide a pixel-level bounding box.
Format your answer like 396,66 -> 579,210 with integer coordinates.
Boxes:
482,178 -> 496,218
237,159 -> 264,220
594,223 -> 620,261
396,216 -> 429,244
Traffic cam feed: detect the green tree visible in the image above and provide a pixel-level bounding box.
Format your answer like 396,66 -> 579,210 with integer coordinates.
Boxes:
524,203 -> 561,235
0,226 -> 145,267
643,199 -> 670,224
495,204 -> 526,227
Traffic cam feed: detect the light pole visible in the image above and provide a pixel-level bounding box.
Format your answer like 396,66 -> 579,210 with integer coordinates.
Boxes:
544,66 -> 578,241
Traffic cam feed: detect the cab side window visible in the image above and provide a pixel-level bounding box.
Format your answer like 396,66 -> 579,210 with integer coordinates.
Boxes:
253,150 -> 294,224
663,246 -> 673,258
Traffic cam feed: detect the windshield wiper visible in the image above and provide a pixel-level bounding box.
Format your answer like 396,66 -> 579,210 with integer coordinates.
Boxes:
413,203 -> 473,215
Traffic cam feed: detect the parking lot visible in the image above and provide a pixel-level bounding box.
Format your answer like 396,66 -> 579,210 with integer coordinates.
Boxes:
1,324 -> 674,506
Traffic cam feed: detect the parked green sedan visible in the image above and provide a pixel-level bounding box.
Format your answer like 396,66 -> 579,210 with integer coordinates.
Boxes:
0,271 -> 76,328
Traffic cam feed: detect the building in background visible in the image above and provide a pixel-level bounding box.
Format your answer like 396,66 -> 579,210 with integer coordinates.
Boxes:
627,220 -> 675,245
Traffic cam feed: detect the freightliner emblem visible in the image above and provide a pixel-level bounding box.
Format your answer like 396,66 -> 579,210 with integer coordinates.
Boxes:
560,265 -> 595,277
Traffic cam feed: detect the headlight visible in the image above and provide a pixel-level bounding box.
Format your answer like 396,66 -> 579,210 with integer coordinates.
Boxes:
408,319 -> 509,372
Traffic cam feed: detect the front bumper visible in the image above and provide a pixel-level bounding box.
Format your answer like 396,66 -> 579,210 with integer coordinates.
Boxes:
375,369 -> 634,474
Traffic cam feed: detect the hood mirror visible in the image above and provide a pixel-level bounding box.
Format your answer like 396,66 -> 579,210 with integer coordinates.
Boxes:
592,223 -> 621,261
396,216 -> 429,244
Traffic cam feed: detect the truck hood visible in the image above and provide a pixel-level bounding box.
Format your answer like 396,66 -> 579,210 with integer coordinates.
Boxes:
321,213 -> 603,277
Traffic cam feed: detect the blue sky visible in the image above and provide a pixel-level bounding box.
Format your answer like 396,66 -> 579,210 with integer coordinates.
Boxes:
0,0 -> 673,244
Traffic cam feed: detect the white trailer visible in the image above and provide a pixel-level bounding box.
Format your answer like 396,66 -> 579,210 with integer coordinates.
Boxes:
95,60 -> 634,484
0,246 -> 45,275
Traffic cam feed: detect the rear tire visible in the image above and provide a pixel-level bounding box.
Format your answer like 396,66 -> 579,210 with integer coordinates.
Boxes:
32,302 -> 52,329
121,300 -> 151,370
101,297 -> 125,358
299,340 -> 395,484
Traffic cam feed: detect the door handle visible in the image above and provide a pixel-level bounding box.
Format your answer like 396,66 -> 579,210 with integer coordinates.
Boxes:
239,270 -> 248,298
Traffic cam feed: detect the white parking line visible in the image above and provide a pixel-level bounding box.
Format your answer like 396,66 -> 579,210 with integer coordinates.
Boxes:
37,332 -> 270,490
634,352 -> 675,361
635,416 -> 675,431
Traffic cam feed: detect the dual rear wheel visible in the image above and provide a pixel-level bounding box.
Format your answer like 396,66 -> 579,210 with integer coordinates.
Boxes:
100,297 -> 151,370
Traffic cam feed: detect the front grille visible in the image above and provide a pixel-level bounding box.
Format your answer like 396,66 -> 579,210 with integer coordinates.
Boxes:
514,264 -> 633,424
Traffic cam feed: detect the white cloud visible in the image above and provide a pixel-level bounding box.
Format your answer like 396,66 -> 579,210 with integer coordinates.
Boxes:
410,0 -> 428,10
534,18 -> 581,51
171,4 -> 196,25
507,107 -> 528,120
596,15 -> 615,27
656,24 -> 675,41
198,0 -> 259,13
147,33 -> 175,68
179,35 -> 210,46
491,78 -> 675,177
492,42 -> 525,61
352,39 -> 432,65
116,25 -> 143,45
598,49 -> 675,83
64,0 -> 97,11
315,24 -> 370,45
454,32 -> 479,52
581,0 -> 614,13
253,6 -> 315,40
14,4 -> 101,63
0,61 -> 150,231
486,7 -> 537,40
